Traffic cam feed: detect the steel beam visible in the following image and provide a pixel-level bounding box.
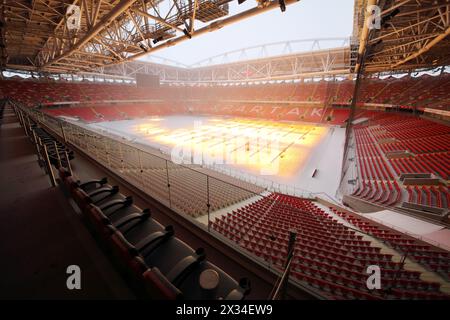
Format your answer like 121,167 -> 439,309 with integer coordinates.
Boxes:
40,0 -> 137,69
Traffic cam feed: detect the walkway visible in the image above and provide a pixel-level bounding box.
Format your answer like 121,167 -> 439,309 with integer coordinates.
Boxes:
0,104 -> 134,299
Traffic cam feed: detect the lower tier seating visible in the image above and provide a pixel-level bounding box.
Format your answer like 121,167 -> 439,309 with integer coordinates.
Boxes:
329,207 -> 450,280
76,134 -> 265,218
405,185 -> 450,209
211,193 -> 449,300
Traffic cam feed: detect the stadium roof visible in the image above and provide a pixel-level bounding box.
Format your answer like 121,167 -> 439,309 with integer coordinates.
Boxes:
1,0 -> 449,78
99,39 -> 353,83
0,0 -> 300,74
355,0 -> 450,73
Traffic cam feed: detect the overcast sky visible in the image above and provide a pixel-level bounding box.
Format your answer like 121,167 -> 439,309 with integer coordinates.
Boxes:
140,0 -> 355,66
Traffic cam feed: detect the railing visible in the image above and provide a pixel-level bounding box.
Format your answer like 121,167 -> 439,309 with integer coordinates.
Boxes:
16,104 -> 283,227
270,230 -> 297,300
362,214 -> 450,252
81,121 -> 314,200
203,164 -> 314,199
310,191 -> 342,206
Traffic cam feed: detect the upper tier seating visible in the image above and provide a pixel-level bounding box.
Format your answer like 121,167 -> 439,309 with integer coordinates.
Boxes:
44,103 -> 181,122
358,73 -> 450,109
0,80 -> 163,106
42,103 -> 350,125
211,193 -> 449,300
2,72 -> 449,110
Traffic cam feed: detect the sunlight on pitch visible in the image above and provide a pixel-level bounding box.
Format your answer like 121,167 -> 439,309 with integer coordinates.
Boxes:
132,118 -> 327,177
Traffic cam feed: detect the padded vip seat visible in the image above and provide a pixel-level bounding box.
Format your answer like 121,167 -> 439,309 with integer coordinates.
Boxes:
142,237 -> 202,276
84,199 -> 133,241
58,169 -> 251,300
85,199 -> 164,246
71,182 -> 119,210
87,185 -> 120,204
177,261 -> 251,300
76,177 -> 108,193
118,211 -> 165,245
31,126 -> 74,167
58,170 -> 108,210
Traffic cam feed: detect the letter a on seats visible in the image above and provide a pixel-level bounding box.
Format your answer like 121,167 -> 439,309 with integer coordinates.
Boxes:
66,265 -> 81,290
366,265 -> 381,290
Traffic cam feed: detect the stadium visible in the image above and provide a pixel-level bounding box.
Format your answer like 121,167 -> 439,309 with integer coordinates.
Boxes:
0,0 -> 449,302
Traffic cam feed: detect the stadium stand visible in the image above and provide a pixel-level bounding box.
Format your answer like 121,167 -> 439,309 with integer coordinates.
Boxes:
0,80 -> 163,106
351,112 -> 450,210
2,73 -> 449,131
357,74 -> 450,109
352,125 -> 401,206
329,207 -> 450,280
212,193 -> 450,300
2,73 -> 449,110
3,76 -> 448,213
72,130 -> 265,218
41,103 -> 348,125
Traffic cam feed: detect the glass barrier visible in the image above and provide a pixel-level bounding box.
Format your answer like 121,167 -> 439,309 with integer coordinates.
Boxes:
15,104 -> 366,290
22,107 -> 270,226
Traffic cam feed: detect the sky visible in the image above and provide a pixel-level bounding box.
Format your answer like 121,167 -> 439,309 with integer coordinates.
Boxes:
140,0 -> 355,66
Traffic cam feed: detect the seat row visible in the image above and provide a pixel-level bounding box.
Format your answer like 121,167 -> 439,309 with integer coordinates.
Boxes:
405,185 -> 450,209
28,121 -> 74,168
58,167 -> 251,300
212,193 -> 449,299
352,114 -> 450,209
3,73 -> 450,111
330,207 -> 450,279
20,118 -> 74,168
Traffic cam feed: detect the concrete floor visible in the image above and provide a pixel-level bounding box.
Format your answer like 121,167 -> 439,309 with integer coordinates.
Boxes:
0,106 -> 134,299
